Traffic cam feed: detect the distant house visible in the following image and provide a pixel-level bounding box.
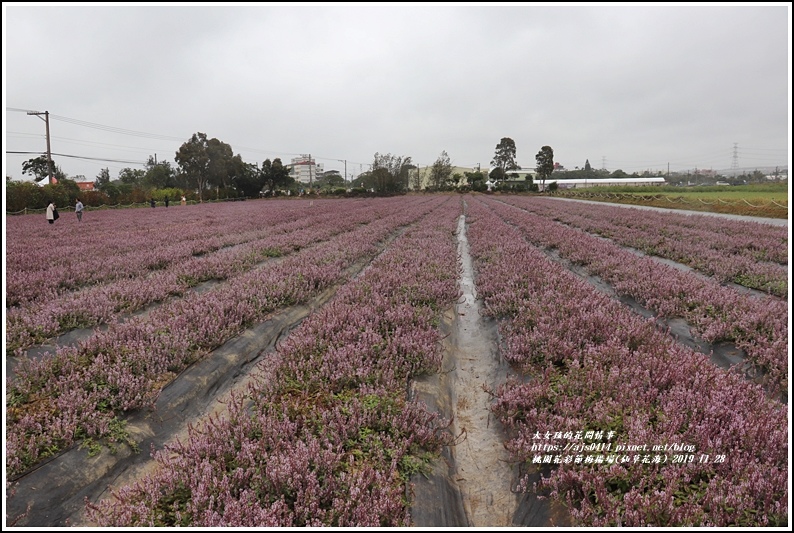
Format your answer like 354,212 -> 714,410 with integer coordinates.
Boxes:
76,182 -> 95,192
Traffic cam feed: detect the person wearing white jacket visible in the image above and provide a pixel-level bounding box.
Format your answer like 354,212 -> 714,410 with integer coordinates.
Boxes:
46,201 -> 58,224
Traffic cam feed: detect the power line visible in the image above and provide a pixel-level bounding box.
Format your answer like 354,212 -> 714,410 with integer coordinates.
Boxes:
6,150 -> 145,165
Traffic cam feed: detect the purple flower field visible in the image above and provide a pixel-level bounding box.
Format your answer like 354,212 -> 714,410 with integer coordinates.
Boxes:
5,195 -> 788,527
467,196 -> 788,526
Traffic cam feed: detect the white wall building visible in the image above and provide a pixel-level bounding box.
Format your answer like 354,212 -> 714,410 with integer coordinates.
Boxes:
288,155 -> 324,185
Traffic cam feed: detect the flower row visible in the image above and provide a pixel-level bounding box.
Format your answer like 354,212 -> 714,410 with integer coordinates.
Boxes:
84,198 -> 463,526
6,197 -> 446,478
6,199 -> 407,353
6,199 -> 362,307
479,196 -> 788,396
498,196 -> 787,296
464,197 -> 787,526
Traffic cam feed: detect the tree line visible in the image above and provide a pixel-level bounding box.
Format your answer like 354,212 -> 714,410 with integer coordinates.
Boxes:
13,131 -> 684,212
6,131 -> 299,211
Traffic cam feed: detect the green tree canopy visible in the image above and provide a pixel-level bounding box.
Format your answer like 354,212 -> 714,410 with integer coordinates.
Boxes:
206,138 -> 235,190
610,169 -> 629,179
490,137 -> 519,179
230,155 -> 261,197
429,150 -> 453,190
489,167 -> 506,182
21,155 -> 65,183
535,145 -> 554,191
118,167 -> 146,185
94,167 -> 111,191
144,156 -> 177,189
261,158 -> 293,191
175,132 -> 212,201
315,171 -> 345,190
371,152 -> 412,193
464,170 -> 487,184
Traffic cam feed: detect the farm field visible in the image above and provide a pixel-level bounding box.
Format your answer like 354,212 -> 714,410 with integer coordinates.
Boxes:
554,182 -> 789,219
4,194 -> 789,527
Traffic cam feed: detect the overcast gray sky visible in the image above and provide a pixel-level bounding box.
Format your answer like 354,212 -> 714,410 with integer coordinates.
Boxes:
3,2 -> 791,183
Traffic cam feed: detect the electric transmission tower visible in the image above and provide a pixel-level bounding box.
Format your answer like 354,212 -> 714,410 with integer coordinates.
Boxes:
731,143 -> 739,170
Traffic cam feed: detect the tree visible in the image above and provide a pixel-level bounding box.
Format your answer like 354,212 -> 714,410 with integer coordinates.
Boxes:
118,167 -> 145,185
144,156 -> 176,189
490,137 -> 519,180
535,145 -> 554,191
21,155 -> 65,183
5,178 -> 47,212
315,171 -> 344,190
610,169 -> 629,179
206,138 -> 235,190
429,150 -> 453,190
261,158 -> 293,192
175,132 -> 212,202
489,167 -> 506,183
94,167 -> 112,190
464,170 -> 487,189
173,133 -> 236,199
352,170 -> 376,190
584,159 -> 592,172
230,155 -> 262,197
371,152 -> 412,193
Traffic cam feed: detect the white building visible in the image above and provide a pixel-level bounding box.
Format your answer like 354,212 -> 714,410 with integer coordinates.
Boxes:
288,155 -> 324,185
551,177 -> 666,189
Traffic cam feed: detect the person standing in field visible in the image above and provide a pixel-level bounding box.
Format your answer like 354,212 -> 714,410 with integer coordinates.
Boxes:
75,198 -> 84,222
46,201 -> 57,224
181,195 -> 186,206
165,196 -> 169,208
150,198 -> 156,208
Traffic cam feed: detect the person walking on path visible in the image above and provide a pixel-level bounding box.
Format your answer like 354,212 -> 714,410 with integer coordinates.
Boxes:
75,198 -> 84,222
150,198 -> 156,208
46,201 -> 58,224
165,196 -> 169,208
181,195 -> 186,206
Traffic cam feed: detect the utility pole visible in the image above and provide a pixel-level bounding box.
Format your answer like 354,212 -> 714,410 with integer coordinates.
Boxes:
338,159 -> 347,187
27,110 -> 53,184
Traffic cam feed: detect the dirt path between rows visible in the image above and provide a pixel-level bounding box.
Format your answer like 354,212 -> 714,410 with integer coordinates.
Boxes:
444,214 -> 518,526
410,214 -> 570,527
